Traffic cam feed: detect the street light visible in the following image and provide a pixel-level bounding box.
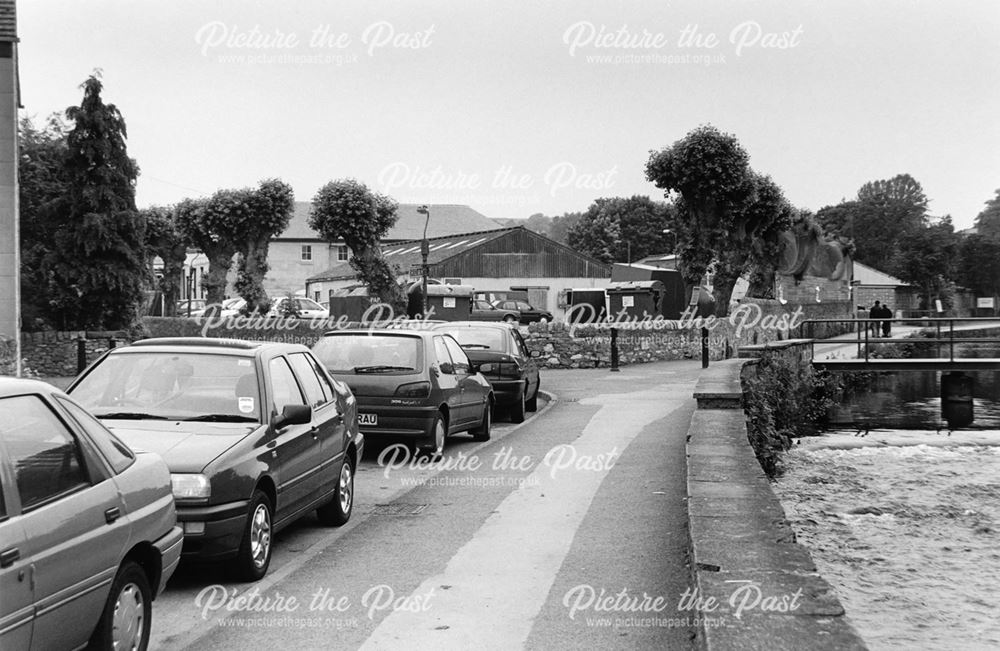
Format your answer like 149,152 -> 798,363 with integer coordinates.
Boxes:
416,205 -> 430,316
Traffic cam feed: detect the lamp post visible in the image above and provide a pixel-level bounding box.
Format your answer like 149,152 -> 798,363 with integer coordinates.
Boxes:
416,205 -> 430,316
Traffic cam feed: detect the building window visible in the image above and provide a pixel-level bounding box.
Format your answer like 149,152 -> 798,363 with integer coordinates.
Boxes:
314,291 -> 321,302
301,245 -> 312,261
337,245 -> 349,261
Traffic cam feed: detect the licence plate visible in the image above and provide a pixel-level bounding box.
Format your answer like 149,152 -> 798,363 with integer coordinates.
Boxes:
358,413 -> 378,426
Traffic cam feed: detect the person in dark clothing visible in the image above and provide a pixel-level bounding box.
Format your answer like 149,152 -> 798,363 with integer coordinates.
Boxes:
880,303 -> 893,337
869,301 -> 882,337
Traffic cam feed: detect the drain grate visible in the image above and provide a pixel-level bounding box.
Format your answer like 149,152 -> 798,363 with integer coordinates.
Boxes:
370,503 -> 429,516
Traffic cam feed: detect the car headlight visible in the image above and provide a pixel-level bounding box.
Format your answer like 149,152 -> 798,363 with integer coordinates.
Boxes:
171,474 -> 211,500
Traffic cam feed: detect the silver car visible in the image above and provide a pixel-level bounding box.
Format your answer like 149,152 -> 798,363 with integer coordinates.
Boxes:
0,378 -> 182,651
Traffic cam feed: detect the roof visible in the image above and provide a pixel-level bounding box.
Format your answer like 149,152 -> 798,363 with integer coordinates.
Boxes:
307,227 -> 517,282
278,202 -> 501,241
853,261 -> 907,286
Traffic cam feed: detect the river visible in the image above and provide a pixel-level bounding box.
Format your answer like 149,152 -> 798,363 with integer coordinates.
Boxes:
773,367 -> 1000,650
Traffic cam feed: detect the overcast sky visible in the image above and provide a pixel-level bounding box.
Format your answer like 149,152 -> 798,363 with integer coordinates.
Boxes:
17,0 -> 1000,229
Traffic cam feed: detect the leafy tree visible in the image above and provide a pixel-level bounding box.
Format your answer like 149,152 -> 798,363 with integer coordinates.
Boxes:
890,218 -> 958,310
646,125 -> 755,301
42,74 -> 147,330
522,212 -> 553,236
175,192 -> 243,307
957,234 -> 1000,301
309,180 -> 405,311
233,179 -> 295,313
646,126 -> 802,314
548,211 -> 582,245
973,188 -> 1000,239
854,174 -> 929,268
18,115 -> 70,329
567,196 -> 674,264
143,206 -> 188,316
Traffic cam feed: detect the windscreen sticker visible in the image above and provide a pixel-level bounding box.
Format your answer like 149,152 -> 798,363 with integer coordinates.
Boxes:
238,360 -> 251,367
238,397 -> 255,413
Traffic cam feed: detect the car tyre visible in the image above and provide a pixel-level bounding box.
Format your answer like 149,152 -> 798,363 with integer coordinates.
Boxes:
503,314 -> 518,324
471,401 -> 492,441
317,456 -> 354,526
510,385 -> 526,423
525,385 -> 539,412
88,560 -> 151,651
419,413 -> 447,458
231,489 -> 273,582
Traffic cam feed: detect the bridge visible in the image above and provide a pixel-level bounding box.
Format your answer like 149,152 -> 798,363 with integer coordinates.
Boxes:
801,317 -> 1000,372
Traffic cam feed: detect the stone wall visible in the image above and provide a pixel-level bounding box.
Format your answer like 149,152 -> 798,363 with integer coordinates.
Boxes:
15,300 -> 851,376
20,330 -> 126,376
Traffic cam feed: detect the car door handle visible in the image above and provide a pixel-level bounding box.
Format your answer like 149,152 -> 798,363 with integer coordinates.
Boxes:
105,507 -> 121,524
0,547 -> 19,568
309,426 -> 319,439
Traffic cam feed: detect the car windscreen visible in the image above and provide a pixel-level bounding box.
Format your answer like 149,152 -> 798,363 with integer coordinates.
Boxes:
313,335 -> 422,373
69,351 -> 261,423
438,328 -> 505,351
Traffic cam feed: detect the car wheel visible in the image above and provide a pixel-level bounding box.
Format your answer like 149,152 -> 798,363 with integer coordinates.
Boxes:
503,315 -> 518,324
88,560 -> 151,651
420,413 -> 446,458
231,489 -> 273,582
539,317 -> 548,324
317,455 -> 355,526
471,400 -> 492,441
510,385 -> 526,423
525,384 -> 539,412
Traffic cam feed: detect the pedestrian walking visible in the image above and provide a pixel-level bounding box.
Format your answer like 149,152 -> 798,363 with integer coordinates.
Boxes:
869,301 -> 882,337
880,303 -> 893,337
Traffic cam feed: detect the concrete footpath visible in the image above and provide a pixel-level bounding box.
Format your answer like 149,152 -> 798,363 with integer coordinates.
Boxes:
688,361 -> 867,650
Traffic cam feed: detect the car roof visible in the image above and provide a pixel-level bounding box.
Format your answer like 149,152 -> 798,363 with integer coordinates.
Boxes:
320,328 -> 436,339
119,337 -> 311,355
0,377 -> 63,398
429,321 -> 516,331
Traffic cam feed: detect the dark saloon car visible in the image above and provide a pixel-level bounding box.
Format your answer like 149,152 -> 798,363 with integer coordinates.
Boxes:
430,322 -> 540,422
312,329 -> 494,455
0,378 -> 182,651
469,299 -> 520,323
67,337 -> 364,582
493,299 -> 553,324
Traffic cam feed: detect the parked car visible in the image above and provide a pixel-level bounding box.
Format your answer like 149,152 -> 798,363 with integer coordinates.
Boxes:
469,299 -> 520,323
177,298 -> 208,316
0,377 -> 183,651
312,329 -> 493,455
493,299 -> 553,324
429,322 -> 540,422
268,296 -> 328,319
67,337 -> 363,582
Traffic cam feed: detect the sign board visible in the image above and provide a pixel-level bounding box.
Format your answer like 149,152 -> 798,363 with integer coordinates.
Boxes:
442,297 -> 456,308
935,299 -> 943,313
622,296 -> 634,307
977,297 -> 995,309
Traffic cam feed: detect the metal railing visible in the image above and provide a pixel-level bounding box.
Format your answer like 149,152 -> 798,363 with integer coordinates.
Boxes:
799,317 -> 1000,363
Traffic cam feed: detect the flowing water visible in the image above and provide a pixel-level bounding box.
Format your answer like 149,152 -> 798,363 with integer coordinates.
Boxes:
773,366 -> 1000,650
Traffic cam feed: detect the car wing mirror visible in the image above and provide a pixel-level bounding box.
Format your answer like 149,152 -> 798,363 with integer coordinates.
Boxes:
438,362 -> 454,375
273,404 -> 312,429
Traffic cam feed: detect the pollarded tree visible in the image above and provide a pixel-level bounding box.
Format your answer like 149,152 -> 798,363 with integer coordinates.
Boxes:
566,196 -> 674,264
175,192 -> 245,306
143,206 -> 188,316
234,179 -> 295,314
43,74 -> 148,330
646,125 -> 755,306
309,180 -> 405,310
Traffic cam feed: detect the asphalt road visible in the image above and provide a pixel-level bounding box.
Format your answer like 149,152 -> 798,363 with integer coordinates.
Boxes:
145,360 -> 704,651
